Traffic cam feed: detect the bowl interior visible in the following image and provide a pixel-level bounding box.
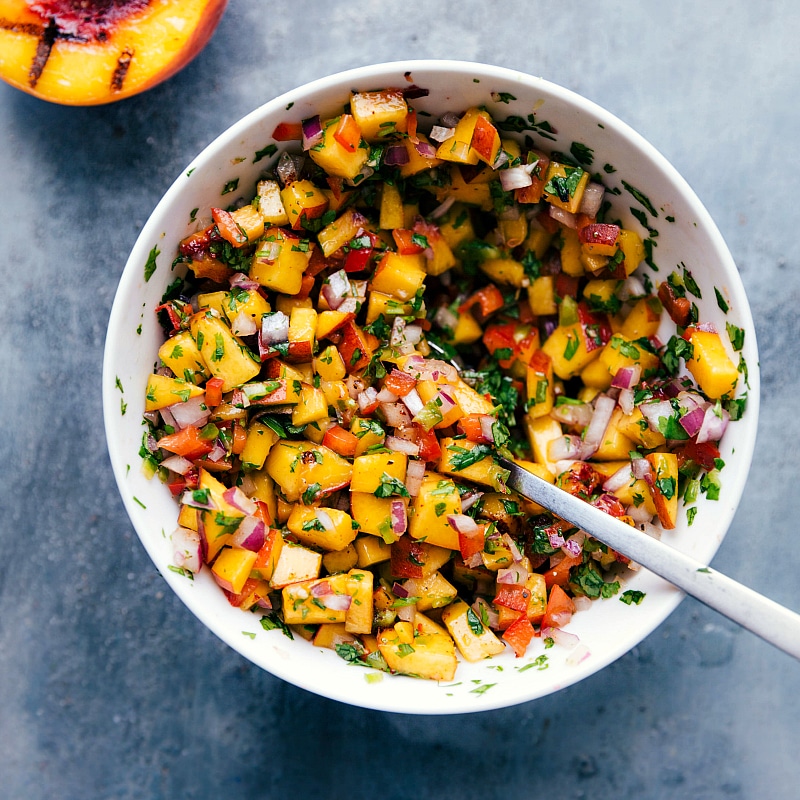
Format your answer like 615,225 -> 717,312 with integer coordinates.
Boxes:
103,60 -> 759,713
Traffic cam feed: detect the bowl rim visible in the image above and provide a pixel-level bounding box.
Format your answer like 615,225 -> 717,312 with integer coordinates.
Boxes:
103,59 -> 760,714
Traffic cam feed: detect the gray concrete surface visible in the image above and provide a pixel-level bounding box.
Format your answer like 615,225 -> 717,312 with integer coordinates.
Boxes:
1,1 -> 798,797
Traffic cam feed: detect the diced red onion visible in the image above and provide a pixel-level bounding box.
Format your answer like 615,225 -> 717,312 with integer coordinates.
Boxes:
627,502 -> 652,524
357,387 -> 379,413
301,115 -> 323,150
396,603 -> 416,622
337,297 -> 360,314
541,625 -> 580,648
158,406 -> 177,432
384,144 -> 410,165
676,390 -> 707,414
460,491 -> 483,513
310,580 -> 332,597
161,454 -> 194,475
611,364 -> 641,390
499,165 -> 534,191
325,269 -> 352,307
572,595 -> 593,613
206,440 -> 227,463
492,149 -> 509,170
562,538 -> 583,558
261,311 -> 290,345
447,514 -> 479,534
414,140 -> 437,159
229,272 -> 260,291
430,125 -> 454,142
434,305 -> 459,331
550,402 -> 593,428
405,460 -> 426,497
497,563 -> 529,584
501,532 -> 523,563
400,387 -> 424,416
168,395 -> 210,430
479,415 -> 496,444
579,182 -> 605,217
380,401 -> 413,428
696,404 -> 730,444
391,500 -> 407,535
430,195 -> 456,219
346,374 -> 366,400
231,515 -> 266,551
548,434 -> 586,462
180,489 -> 215,511
223,487 -> 258,516
618,275 -> 646,301
565,643 -> 592,665
695,322 -> 717,333
618,387 -> 635,415
385,435 -> 420,456
389,316 -> 407,346
464,551 -> 484,569
435,389 -> 457,416
231,310 -> 257,338
322,593 -> 353,611
679,405 -> 706,438
276,151 -> 303,186
582,394 -> 616,454
376,387 -> 399,403
639,399 -> 676,432
172,527 -> 202,574
400,356 -> 459,383
602,464 -> 634,493
402,324 -> 423,345
315,509 -> 335,531
392,581 -> 410,598
549,205 -> 578,229
631,458 -> 652,481
548,530 -> 566,549
255,594 -> 273,610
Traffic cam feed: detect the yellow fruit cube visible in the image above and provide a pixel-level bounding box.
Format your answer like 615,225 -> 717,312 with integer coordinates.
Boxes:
240,421 -> 280,471
212,547 -> 258,594
542,161 -> 589,214
685,328 -> 739,399
377,625 -> 457,681
351,452 -> 408,494
158,331 -> 208,385
309,116 -> 369,180
144,373 -> 204,411
189,312 -> 260,392
250,227 -> 312,295
370,252 -> 426,301
441,599 -> 505,662
287,505 -> 358,551
408,472 -> 462,550
349,89 -> 408,142
345,568 -> 374,634
438,437 -> 509,491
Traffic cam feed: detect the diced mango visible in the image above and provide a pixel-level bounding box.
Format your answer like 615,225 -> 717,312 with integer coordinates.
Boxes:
685,328 -> 739,399
408,472 -> 462,550
441,599 -> 505,662
144,373 -> 204,411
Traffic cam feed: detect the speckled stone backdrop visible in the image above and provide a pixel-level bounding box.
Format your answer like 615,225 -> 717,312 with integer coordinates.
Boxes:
1,1 -> 798,798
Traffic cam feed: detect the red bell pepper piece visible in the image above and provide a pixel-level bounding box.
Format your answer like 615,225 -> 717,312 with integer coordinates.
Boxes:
502,613 -> 535,657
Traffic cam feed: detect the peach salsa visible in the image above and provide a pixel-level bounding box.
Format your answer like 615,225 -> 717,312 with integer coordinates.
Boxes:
140,87 -> 747,681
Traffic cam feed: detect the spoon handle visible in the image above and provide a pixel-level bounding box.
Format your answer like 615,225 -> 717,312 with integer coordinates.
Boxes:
500,458 -> 800,660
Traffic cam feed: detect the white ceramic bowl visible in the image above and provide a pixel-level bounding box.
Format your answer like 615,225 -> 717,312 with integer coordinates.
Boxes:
103,60 -> 759,713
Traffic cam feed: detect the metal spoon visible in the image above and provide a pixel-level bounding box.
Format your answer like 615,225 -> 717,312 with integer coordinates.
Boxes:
498,456 -> 800,660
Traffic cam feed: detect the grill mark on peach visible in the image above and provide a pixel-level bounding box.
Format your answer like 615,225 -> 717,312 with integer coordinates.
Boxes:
111,47 -> 133,92
29,18 -> 57,87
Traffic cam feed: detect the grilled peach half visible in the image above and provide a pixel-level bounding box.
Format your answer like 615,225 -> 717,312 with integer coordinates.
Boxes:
0,0 -> 228,105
